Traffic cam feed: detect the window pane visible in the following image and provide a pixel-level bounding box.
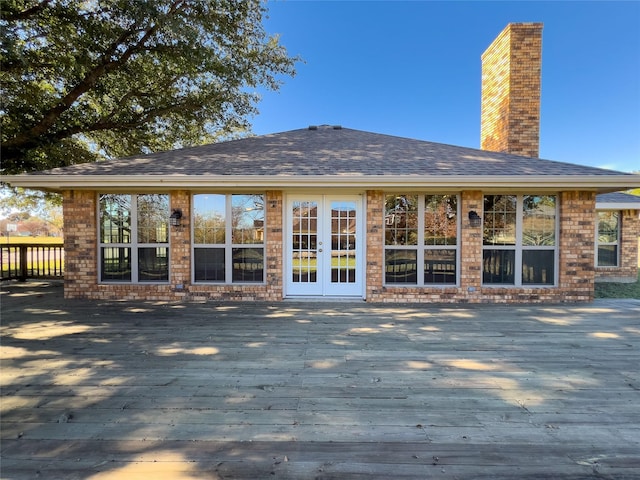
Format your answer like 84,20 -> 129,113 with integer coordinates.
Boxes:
100,194 -> 131,244
597,245 -> 618,267
194,248 -> 225,282
483,195 -> 516,245
101,247 -> 131,281
523,195 -> 556,246
385,249 -> 417,284
424,195 -> 457,246
291,201 -> 318,284
232,248 -> 264,282
598,211 -> 619,244
232,195 -> 265,244
138,247 -> 169,282
193,194 -> 226,244
522,250 -> 554,284
424,249 -> 456,284
385,195 -> 418,245
137,194 -> 169,243
483,249 -> 515,284
331,201 -> 357,284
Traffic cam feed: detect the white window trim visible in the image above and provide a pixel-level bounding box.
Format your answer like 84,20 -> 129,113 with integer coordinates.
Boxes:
383,194 -> 460,287
482,194 -> 559,287
192,193 -> 266,284
98,194 -> 170,284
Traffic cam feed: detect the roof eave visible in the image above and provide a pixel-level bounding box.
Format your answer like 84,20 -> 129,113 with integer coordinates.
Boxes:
596,202 -> 640,210
3,174 -> 640,192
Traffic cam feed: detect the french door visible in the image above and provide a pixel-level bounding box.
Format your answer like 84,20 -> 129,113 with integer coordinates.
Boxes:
286,195 -> 363,297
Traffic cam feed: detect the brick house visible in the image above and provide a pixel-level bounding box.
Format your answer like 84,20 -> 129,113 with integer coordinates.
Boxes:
4,23 -> 640,303
594,192 -> 640,283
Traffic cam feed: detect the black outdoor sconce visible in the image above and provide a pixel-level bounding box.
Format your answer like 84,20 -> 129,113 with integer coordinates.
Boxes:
170,208 -> 183,227
468,210 -> 482,227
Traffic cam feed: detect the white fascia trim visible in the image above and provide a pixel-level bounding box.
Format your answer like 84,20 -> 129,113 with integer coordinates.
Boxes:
3,174 -> 640,192
596,202 -> 640,210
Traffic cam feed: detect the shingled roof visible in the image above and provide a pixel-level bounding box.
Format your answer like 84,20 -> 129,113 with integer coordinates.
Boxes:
596,192 -> 640,208
4,126 -> 640,192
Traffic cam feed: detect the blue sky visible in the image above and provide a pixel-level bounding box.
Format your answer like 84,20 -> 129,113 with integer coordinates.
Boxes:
250,1 -> 640,172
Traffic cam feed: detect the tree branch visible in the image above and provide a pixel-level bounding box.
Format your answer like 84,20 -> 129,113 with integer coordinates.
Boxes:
3,1 -> 187,151
1,0 -> 52,21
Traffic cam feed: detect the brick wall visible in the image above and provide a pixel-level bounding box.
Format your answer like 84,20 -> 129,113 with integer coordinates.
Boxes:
595,209 -> 640,283
366,190 -> 596,304
556,191 -> 596,301
365,191 -> 384,299
170,190 -> 191,299
62,190 -> 285,302
62,190 -> 98,299
459,191 -> 483,297
62,189 -> 598,303
481,23 -> 542,158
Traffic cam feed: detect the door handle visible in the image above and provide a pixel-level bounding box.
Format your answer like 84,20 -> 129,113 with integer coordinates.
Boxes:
318,249 -> 323,253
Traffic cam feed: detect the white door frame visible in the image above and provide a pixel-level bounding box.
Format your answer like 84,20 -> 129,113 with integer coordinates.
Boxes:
285,194 -> 364,297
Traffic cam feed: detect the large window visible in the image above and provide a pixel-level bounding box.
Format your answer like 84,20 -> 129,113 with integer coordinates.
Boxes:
597,211 -> 619,267
483,195 -> 557,286
193,194 -> 264,283
384,194 -> 458,285
99,194 -> 169,283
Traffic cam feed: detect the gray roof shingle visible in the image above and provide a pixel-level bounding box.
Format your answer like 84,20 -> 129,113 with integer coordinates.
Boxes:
29,126 -> 632,178
596,192 -> 640,204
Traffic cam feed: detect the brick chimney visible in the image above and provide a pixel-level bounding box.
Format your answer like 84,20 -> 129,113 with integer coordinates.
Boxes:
480,23 -> 543,158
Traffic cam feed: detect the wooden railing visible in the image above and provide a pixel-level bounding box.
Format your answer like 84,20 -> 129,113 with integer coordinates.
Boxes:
0,243 -> 64,281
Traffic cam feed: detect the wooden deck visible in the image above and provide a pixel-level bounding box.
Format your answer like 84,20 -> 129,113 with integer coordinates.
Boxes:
1,282 -> 639,479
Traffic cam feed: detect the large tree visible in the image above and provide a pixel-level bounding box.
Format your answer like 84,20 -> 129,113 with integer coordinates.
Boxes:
1,0 -> 297,174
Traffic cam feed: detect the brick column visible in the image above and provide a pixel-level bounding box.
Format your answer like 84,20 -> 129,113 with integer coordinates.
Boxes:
460,191 -> 483,298
619,210 -> 640,280
265,191 -> 284,300
62,190 -> 97,299
481,23 -> 543,158
559,191 -> 595,301
365,190 -> 384,301
170,190 -> 191,296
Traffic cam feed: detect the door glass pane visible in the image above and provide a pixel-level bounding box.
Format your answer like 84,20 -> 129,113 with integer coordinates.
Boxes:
331,201 -> 356,284
522,250 -> 554,284
291,201 -> 318,283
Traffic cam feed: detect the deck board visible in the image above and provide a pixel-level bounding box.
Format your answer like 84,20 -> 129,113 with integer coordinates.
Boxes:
1,283 -> 639,479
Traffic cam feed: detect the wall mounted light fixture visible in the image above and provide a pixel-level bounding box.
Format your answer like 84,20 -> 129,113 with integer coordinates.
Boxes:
468,210 -> 482,227
170,208 -> 183,227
